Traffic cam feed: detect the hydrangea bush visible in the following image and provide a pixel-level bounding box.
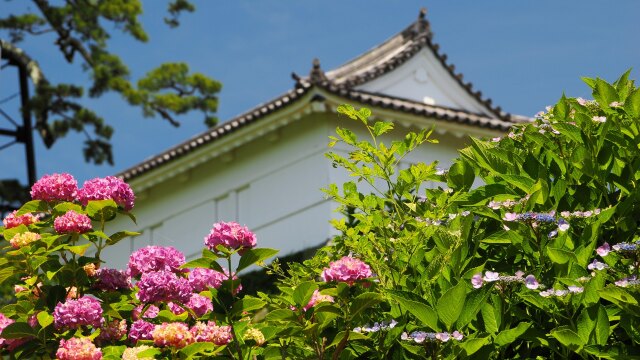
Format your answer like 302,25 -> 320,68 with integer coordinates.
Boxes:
1,72 -> 639,359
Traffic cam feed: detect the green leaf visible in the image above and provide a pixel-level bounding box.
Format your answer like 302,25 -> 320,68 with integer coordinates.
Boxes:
372,121 -> 394,136
436,282 -> 467,330
481,303 -> 498,333
179,342 -> 215,358
349,292 -> 384,319
0,267 -> 16,285
67,243 -> 91,256
232,297 -> 266,315
3,224 -> 28,242
85,199 -> 118,220
293,281 -> 318,307
181,258 -> 213,269
460,336 -> 490,356
37,311 -> 53,328
577,307 -> 596,344
16,200 -> 48,215
266,309 -> 297,322
457,287 -> 491,328
499,174 -> 535,193
550,326 -> 585,350
595,305 -> 610,345
593,78 -> 619,107
53,202 -> 83,214
624,88 -> 640,117
387,290 -> 439,331
106,230 -> 140,246
546,247 -> 576,264
101,345 -> 126,360
136,347 -> 163,358
0,322 -> 37,339
236,248 -> 279,273
447,160 -> 475,191
494,322 -> 531,346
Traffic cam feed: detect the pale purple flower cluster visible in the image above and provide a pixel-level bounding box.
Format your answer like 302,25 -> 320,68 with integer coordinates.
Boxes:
321,256 -> 373,286
54,210 -> 93,234
611,241 -> 640,253
190,321 -> 233,345
136,271 -> 193,304
30,173 -> 78,202
401,330 -> 463,343
487,196 -> 529,210
54,296 -> 104,330
559,209 -> 601,219
96,319 -> 127,344
93,268 -> 131,291
615,276 -> 640,287
204,221 -> 257,253
127,246 -> 186,278
169,294 -> 214,317
539,286 -> 584,297
188,267 -> 228,291
128,320 -> 155,343
587,260 -> 609,271
2,210 -> 40,229
353,319 -> 397,333
78,176 -> 135,211
56,337 -> 102,360
596,243 -> 610,257
472,271 -> 539,290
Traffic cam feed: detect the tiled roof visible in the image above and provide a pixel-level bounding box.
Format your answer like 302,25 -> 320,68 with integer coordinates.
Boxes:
317,8 -> 510,121
118,8 -> 526,182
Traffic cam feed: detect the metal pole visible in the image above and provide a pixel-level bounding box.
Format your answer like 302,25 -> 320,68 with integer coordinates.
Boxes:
17,62 -> 36,185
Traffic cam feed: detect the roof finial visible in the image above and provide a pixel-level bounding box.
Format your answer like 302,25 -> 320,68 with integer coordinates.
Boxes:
309,58 -> 328,84
418,7 -> 427,20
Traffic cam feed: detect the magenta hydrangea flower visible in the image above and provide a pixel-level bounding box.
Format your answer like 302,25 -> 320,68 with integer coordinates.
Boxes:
190,321 -> 233,345
152,322 -> 194,349
136,271 -> 193,304
96,319 -> 127,344
2,210 -> 40,229
132,304 -> 159,320
128,320 -> 156,343
0,313 -> 15,348
56,337 -> 102,360
77,176 -> 135,211
188,267 -> 239,292
30,173 -> 78,202
204,221 -> 256,253
127,246 -> 186,278
303,290 -> 334,311
54,296 -> 104,330
92,268 -> 131,291
54,210 -> 92,234
321,256 -> 373,286
169,294 -> 213,318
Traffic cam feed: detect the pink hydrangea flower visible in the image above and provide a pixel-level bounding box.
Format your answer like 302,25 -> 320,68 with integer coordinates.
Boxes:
54,296 -> 104,330
188,268 -> 226,291
77,176 -> 135,211
127,246 -> 186,278
30,173 -> 78,202
136,271 -> 193,304
128,320 -> 155,343
0,313 -> 15,348
56,337 -> 102,360
96,319 -> 127,344
152,322 -> 194,349
204,221 -> 256,253
92,268 -> 131,291
122,345 -> 154,360
169,294 -> 213,317
54,210 -> 92,234
2,210 -> 40,229
9,231 -> 41,249
321,256 -> 372,286
190,321 -> 233,345
132,304 -> 159,320
303,290 -> 335,311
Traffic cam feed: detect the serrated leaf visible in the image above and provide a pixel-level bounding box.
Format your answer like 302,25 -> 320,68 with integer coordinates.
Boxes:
460,336 -> 490,356
550,326 -> 585,350
266,309 -> 296,322
293,281 -> 318,308
0,322 -> 37,339
67,243 -> 91,256
494,322 -> 531,346
236,248 -> 278,272
546,247 -> 576,264
37,311 -> 53,328
387,290 -> 439,331
350,292 -> 384,319
481,303 -> 498,333
16,200 -> 48,216
457,287 -> 491,328
436,282 -> 467,330
232,297 -> 266,315
179,342 -> 215,358
595,305 -> 610,345
106,230 -> 140,246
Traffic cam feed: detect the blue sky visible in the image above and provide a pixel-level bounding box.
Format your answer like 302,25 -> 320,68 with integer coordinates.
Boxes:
1,1 -> 639,185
